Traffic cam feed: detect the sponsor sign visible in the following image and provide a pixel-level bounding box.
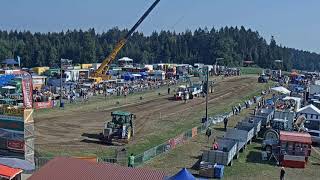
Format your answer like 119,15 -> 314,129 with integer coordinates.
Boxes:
192,127 -> 198,138
7,140 -> 24,151
0,107 -> 24,117
168,134 -> 187,149
0,128 -> 24,141
0,119 -> 24,131
34,101 -> 53,109
22,77 -> 33,109
0,115 -> 23,121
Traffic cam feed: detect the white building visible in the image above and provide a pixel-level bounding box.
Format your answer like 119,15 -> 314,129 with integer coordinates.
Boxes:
297,104 -> 320,130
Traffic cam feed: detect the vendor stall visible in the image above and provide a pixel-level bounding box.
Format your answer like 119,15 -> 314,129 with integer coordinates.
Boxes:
278,131 -> 312,168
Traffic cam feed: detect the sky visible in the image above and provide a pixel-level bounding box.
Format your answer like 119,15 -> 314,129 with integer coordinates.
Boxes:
1,0 -> 320,53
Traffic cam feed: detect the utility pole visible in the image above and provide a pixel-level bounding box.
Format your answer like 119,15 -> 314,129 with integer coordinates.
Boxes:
205,66 -> 209,122
60,58 -> 63,107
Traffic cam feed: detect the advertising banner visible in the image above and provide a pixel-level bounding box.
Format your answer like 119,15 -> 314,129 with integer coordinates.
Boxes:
7,140 -> 24,151
0,119 -> 24,131
34,101 -> 53,109
192,127 -> 198,138
0,107 -> 24,117
22,77 -> 33,109
0,129 -> 23,140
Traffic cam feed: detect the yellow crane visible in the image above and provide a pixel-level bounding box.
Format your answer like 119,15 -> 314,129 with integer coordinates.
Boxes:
90,0 -> 161,83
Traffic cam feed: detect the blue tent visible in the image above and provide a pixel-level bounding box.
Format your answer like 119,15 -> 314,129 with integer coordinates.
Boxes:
1,59 -> 18,65
122,72 -> 134,81
140,71 -> 148,77
0,157 -> 35,171
169,168 -> 196,180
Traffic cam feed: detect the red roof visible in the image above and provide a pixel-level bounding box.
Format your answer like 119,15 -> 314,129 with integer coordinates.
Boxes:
28,157 -> 167,180
0,164 -> 22,180
280,131 -> 312,144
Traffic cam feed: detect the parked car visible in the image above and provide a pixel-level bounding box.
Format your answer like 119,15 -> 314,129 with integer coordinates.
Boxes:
308,130 -> 320,144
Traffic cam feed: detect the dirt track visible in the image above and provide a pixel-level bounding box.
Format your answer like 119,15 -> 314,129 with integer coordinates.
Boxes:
34,76 -> 261,155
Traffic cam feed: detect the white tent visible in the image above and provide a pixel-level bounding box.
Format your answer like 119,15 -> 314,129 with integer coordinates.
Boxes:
283,96 -> 302,110
271,86 -> 291,94
2,86 -> 16,90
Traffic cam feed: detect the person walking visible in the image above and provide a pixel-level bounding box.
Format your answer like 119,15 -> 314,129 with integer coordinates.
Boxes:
128,153 -> 135,168
223,117 -> 228,131
280,166 -> 285,180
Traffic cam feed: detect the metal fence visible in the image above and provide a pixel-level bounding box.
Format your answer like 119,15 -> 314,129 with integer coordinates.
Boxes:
128,95 -> 263,167
34,95 -> 263,169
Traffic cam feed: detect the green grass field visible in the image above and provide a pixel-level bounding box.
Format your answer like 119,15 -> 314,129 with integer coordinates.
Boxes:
144,93 -> 320,180
34,76 -> 271,159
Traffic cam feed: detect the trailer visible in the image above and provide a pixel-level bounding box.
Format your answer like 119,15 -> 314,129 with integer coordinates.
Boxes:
254,108 -> 274,127
235,124 -> 255,144
224,129 -> 250,152
236,120 -> 260,140
202,138 -> 238,166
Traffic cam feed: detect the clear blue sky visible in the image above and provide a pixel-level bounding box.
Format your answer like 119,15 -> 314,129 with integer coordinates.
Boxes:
1,0 -> 319,53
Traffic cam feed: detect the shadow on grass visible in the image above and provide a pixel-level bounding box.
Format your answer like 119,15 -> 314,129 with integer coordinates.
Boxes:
82,133 -> 101,139
246,151 -> 275,165
253,146 -> 263,151
214,127 -> 226,132
190,155 -> 202,171
312,162 -> 320,166
81,133 -> 123,146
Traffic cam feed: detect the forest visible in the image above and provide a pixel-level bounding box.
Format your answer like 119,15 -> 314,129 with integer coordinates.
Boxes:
0,26 -> 319,71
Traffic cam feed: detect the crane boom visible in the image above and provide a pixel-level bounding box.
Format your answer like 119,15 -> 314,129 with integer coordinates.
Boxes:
92,0 -> 160,81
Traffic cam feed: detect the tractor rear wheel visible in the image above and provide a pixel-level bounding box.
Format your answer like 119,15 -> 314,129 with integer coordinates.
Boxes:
126,127 -> 132,141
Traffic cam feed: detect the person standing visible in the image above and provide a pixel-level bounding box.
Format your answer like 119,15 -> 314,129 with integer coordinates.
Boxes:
223,117 -> 228,131
128,153 -> 135,168
280,167 -> 285,180
205,127 -> 212,142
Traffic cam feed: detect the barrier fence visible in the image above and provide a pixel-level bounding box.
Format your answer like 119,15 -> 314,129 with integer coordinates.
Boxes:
130,95 -> 263,167
34,95 -> 263,169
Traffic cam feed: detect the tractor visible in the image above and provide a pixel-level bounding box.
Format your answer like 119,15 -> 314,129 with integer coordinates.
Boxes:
100,111 -> 135,143
262,114 -> 307,153
258,74 -> 269,83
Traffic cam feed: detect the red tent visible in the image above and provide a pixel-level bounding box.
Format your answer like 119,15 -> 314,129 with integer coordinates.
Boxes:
0,164 -> 22,180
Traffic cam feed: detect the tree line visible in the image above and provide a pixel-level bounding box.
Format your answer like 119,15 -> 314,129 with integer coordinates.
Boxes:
0,26 -> 319,71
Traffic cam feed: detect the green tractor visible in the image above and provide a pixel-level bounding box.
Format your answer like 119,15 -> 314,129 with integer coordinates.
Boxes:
100,111 -> 135,143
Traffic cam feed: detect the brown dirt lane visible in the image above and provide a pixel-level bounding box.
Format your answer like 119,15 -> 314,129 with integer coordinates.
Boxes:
34,76 -> 261,155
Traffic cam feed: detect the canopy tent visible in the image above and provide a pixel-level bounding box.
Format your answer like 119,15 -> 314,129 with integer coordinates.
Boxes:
271,86 -> 291,95
1,59 -> 19,65
140,71 -> 148,77
121,72 -> 134,81
167,168 -> 197,180
0,164 -> 22,180
2,86 -> 16,90
283,96 -> 302,110
0,158 -> 35,171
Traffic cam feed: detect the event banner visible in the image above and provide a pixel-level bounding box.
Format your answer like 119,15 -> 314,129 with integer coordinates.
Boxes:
7,139 -> 24,151
34,101 -> 53,109
22,77 -> 33,109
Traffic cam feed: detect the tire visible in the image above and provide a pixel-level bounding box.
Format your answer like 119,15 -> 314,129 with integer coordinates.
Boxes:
126,127 -> 132,141
264,129 -> 279,141
266,145 -> 272,154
